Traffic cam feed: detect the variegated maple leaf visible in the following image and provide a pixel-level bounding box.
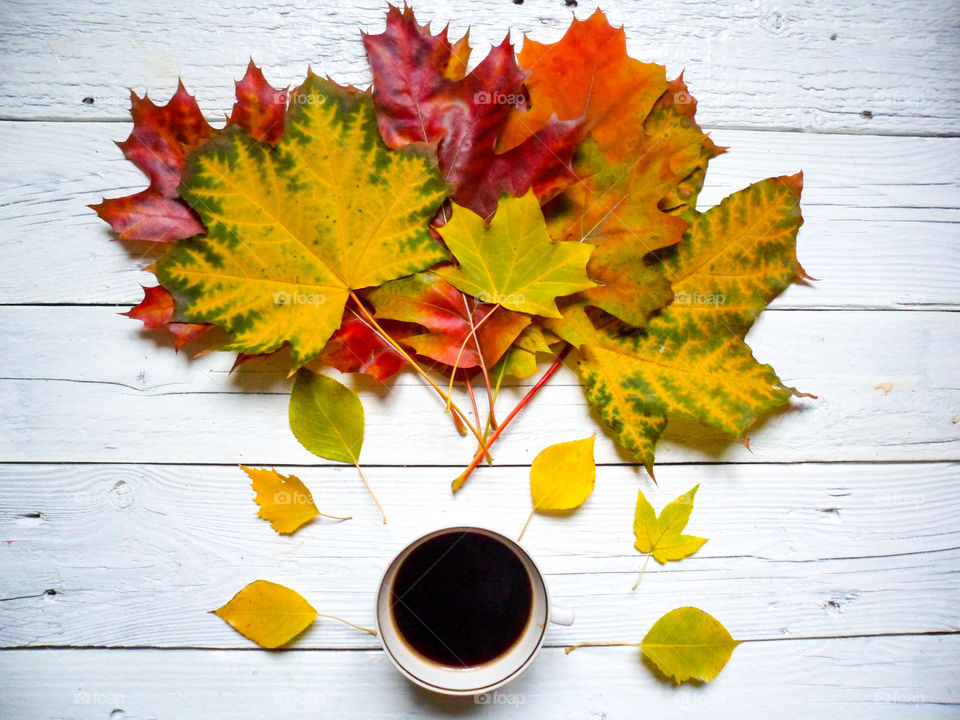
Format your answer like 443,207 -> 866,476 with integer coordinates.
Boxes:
556,175 -> 813,475
155,75 -> 450,365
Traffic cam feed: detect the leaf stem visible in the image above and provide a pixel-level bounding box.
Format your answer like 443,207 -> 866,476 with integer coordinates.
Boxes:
564,641 -> 642,655
452,344 -> 572,493
348,293 -> 490,458
316,511 -> 353,521
354,463 -> 387,525
315,612 -> 378,637
632,553 -> 652,591
517,507 -> 536,542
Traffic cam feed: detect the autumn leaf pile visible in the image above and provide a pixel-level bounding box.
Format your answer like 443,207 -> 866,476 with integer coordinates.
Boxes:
94,7 -> 809,502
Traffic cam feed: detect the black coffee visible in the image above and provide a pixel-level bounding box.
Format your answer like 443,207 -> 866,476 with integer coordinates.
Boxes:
390,530 -> 533,667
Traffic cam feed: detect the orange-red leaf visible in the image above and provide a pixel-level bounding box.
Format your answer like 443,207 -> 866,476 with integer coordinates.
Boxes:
123,285 -> 212,350
230,60 -> 288,145
90,189 -> 203,243
363,5 -> 580,218
118,81 -> 216,197
368,273 -> 529,370
319,314 -> 409,382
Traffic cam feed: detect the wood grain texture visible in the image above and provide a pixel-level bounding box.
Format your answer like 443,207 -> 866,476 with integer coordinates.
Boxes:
1,640 -> 957,719
1,463 -> 957,649
1,0 -> 958,134
1,0 -> 958,714
1,307 -> 957,465
1,122 -> 958,307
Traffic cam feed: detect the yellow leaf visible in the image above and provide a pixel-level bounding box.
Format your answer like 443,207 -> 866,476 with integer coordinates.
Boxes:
641,607 -> 740,684
156,75 -> 450,365
436,191 -> 596,318
634,485 -> 707,564
520,436 -> 595,540
212,579 -> 317,649
241,465 -> 321,534
530,436 -> 596,511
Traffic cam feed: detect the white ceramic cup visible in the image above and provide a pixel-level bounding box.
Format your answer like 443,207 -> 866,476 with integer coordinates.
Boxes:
375,526 -> 575,696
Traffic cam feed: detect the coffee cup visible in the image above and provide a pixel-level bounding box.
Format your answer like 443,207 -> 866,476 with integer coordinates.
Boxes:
375,526 -> 574,696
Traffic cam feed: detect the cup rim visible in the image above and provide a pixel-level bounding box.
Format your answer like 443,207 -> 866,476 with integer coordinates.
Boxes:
375,525 -> 550,696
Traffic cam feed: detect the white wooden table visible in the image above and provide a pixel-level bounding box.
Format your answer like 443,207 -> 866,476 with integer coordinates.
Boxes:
1,1 -> 958,717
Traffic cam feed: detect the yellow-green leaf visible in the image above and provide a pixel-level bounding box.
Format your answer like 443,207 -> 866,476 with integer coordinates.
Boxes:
573,175 -> 809,474
241,465 -> 320,534
436,190 -> 596,318
289,370 -> 363,464
641,607 -> 740,684
156,75 -> 450,365
530,436 -> 596,511
634,485 -> 707,564
213,579 -> 317,648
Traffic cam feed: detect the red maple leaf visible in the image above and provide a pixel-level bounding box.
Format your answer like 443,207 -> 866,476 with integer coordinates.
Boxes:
123,285 -> 212,350
363,5 -> 581,219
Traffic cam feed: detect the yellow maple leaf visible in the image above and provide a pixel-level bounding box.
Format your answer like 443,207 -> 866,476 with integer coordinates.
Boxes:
156,75 -> 449,365
436,191 -> 596,318
634,484 -> 707,564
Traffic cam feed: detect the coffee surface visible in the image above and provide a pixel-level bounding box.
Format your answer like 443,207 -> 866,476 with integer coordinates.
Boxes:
390,531 -> 533,667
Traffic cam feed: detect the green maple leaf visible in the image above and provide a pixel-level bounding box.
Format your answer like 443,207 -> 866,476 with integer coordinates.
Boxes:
634,484 -> 706,564
559,174 -> 810,475
155,75 -> 450,365
435,190 -> 596,318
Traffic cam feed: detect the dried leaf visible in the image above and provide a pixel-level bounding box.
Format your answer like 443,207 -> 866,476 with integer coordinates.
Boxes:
213,579 -> 317,648
530,436 -> 596,511
634,485 -> 707,564
572,175 -> 808,474
229,60 -> 288,145
155,75 -> 449,365
241,465 -> 320,534
318,313 -> 409,382
641,607 -> 740,684
364,5 -> 581,218
368,273 -> 529,369
436,191 -> 596,319
122,285 -> 212,350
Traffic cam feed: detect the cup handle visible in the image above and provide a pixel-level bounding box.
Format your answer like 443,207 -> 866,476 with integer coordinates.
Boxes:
549,604 -> 575,626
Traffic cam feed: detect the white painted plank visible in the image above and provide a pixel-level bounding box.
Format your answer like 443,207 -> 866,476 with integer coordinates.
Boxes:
1,0 -> 958,134
0,308 -> 957,465
1,462 -> 957,648
0,640 -> 956,719
1,122 -> 958,307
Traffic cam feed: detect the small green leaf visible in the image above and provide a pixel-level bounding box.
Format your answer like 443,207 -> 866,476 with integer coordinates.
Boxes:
641,607 -> 740,684
289,370 -> 364,464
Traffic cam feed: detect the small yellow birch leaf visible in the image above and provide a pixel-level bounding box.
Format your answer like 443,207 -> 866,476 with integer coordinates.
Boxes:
520,436 -> 595,540
641,607 -> 740,684
241,465 -> 335,534
212,579 -> 317,649
634,484 -> 707,564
